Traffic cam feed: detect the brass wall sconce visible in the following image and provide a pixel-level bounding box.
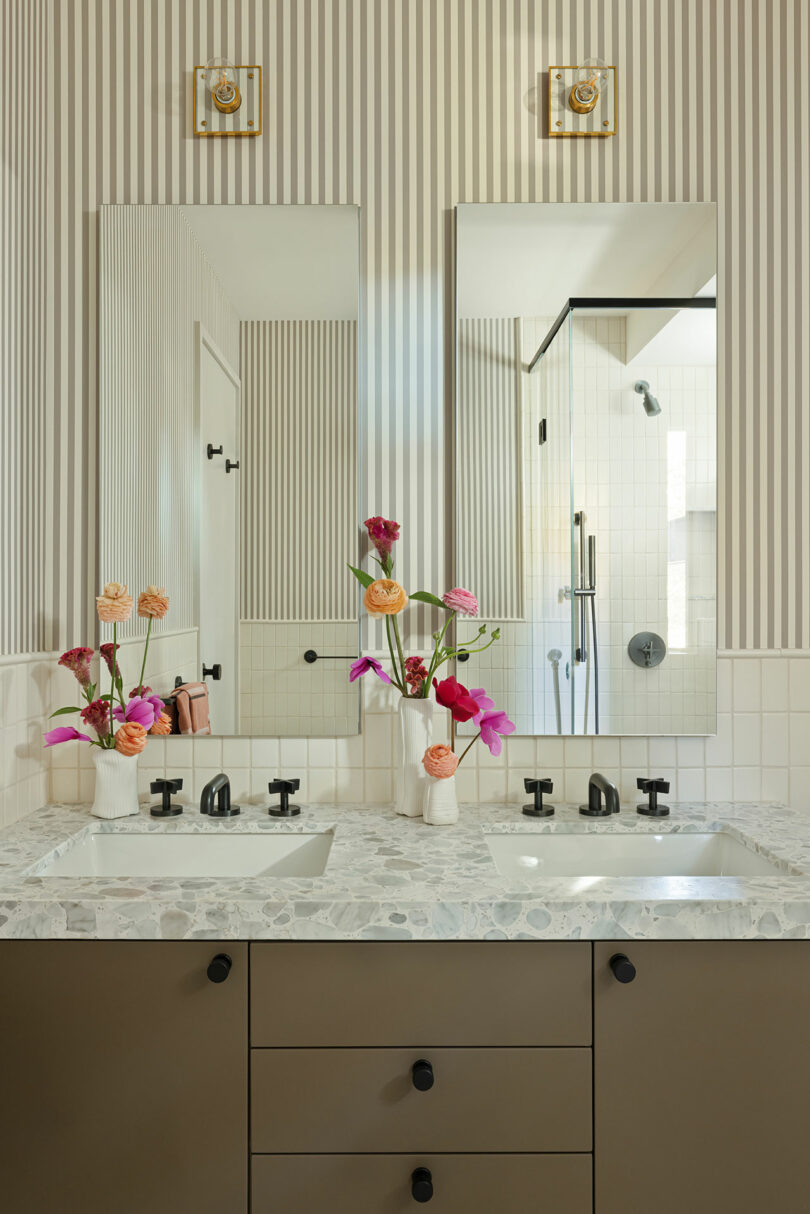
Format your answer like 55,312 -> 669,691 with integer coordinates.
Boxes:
548,60 -> 616,137
193,58 -> 262,136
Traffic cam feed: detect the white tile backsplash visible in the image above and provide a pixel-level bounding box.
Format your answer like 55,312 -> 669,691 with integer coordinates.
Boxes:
0,651 -> 808,818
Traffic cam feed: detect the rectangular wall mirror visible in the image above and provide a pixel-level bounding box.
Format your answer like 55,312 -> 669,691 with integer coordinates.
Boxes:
99,204 -> 360,737
455,202 -> 717,736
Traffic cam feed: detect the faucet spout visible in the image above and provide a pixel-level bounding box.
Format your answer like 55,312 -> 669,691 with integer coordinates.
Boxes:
579,771 -> 620,817
200,772 -> 241,818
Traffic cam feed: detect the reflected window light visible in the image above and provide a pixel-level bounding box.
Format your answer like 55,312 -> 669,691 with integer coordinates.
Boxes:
668,430 -> 687,650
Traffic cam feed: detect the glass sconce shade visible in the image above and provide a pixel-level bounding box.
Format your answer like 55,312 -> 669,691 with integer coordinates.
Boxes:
204,58 -> 242,113
569,58 -> 610,114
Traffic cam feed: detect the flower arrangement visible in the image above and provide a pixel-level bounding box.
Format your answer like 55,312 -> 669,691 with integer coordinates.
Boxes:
45,582 -> 172,756
349,517 -> 515,781
349,516 -> 501,699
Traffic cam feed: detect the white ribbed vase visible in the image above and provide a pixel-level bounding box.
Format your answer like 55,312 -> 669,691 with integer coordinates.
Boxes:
91,748 -> 140,820
394,698 -> 434,817
422,774 -> 459,826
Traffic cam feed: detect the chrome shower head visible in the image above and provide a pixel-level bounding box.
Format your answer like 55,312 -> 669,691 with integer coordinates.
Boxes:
547,648 -> 562,664
634,379 -> 661,416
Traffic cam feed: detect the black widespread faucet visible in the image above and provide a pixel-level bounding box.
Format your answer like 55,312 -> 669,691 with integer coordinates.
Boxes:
200,772 -> 241,818
579,772 -> 620,817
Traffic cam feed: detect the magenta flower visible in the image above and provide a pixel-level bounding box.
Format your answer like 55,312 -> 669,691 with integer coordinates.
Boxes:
364,516 -> 400,562
58,646 -> 94,689
80,698 -> 110,739
349,656 -> 392,685
113,695 -> 158,730
99,642 -> 120,677
469,687 -> 495,721
442,587 -> 479,617
478,709 -> 516,757
44,725 -> 92,747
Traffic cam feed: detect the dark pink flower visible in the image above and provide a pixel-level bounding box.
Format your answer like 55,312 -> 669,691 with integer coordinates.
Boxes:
99,642 -> 120,677
442,587 -> 479,617
468,687 -> 495,721
364,516 -> 400,563
349,656 -> 392,684
44,725 -> 92,747
130,685 -> 152,697
432,676 -> 481,723
405,656 -> 429,693
478,709 -> 516,757
80,698 -> 110,739
58,646 -> 94,689
113,695 -> 158,730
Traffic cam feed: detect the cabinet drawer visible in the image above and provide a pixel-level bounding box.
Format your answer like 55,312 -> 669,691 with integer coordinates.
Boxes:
251,1047 -> 591,1153
252,1153 -> 592,1213
249,942 -> 591,1045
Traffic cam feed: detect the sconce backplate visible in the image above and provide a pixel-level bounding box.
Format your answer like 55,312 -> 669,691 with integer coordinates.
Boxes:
548,66 -> 617,137
193,66 -> 262,136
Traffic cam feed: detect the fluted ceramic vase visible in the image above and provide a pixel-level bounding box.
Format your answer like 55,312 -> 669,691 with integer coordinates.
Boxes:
395,698 -> 434,817
91,748 -> 140,820
422,774 -> 459,825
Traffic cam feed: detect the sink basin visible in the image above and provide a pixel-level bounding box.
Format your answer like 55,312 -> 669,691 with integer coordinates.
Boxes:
486,831 -> 784,879
36,831 -> 333,879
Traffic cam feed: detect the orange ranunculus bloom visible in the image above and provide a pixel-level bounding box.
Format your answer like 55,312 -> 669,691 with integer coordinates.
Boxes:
138,585 -> 170,619
149,711 -> 172,736
114,721 -> 147,756
422,744 -> 459,779
97,581 -> 133,623
362,578 -> 408,617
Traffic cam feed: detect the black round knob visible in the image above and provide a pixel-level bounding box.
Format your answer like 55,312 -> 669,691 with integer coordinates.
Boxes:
207,953 -> 232,984
411,1167 -> 433,1203
412,1059 -> 434,1091
609,953 -> 636,984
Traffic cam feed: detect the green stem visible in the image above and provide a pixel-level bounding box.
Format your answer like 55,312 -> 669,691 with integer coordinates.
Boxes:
390,613 -> 408,693
108,622 -> 117,748
424,612 -> 455,693
435,632 -> 501,675
137,616 -> 152,696
384,617 -> 405,694
457,730 -> 481,766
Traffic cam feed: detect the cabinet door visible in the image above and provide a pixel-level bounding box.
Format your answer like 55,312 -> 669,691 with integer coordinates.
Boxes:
0,941 -> 248,1214
594,941 -> 810,1214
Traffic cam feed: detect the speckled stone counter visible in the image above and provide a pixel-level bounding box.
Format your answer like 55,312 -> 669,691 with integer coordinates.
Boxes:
2,800 -> 810,940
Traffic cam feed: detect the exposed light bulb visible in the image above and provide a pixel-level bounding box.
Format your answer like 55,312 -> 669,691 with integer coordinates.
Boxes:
204,57 -> 241,113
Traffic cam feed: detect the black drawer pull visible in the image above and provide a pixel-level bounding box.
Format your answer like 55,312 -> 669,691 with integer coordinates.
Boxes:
207,954 -> 232,984
411,1167 -> 433,1202
412,1059 -> 434,1091
609,953 -> 636,983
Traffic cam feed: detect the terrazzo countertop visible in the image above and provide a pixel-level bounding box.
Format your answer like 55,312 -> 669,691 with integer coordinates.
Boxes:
2,800 -> 810,940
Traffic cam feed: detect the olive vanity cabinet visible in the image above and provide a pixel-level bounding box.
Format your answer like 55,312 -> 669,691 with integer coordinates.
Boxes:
594,941 -> 810,1214
2,940 -> 809,1213
0,942 -> 249,1214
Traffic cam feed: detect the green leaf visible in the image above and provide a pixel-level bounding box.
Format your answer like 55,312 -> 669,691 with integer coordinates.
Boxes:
347,563 -> 375,589
49,706 -> 81,717
409,590 -> 450,610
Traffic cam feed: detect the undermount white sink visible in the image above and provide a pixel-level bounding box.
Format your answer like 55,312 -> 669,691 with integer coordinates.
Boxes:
36,831 -> 333,879
486,831 -> 784,879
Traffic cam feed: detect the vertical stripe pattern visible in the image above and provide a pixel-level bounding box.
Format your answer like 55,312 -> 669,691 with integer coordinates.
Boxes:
457,318 -> 523,619
1,0 -> 808,655
241,320 -> 358,621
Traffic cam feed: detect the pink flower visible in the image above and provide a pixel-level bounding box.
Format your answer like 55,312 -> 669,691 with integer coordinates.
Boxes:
80,698 -> 110,739
433,676 -> 481,723
99,642 -> 120,678
442,587 -> 479,617
468,687 -> 495,719
405,656 -> 429,693
113,695 -> 158,730
58,647 -> 94,689
364,516 -> 400,563
349,655 -> 392,684
478,709 -> 516,757
44,725 -> 92,747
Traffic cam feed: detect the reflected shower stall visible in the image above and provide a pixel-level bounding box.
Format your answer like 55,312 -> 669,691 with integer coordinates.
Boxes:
528,296 -> 717,736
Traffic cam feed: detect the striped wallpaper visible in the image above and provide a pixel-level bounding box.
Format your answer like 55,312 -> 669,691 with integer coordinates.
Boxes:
241,320 -> 358,621
98,206 -> 240,640
457,318 -> 523,620
3,0 -> 809,657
